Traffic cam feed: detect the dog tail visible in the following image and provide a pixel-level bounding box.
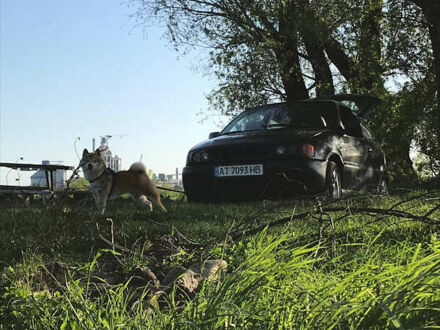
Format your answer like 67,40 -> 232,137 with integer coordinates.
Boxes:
128,162 -> 147,174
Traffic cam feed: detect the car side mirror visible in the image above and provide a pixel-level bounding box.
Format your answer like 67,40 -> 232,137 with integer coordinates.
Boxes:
209,132 -> 220,139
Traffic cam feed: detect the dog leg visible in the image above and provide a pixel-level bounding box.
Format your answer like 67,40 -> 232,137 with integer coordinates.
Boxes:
151,193 -> 167,212
137,195 -> 153,212
142,183 -> 167,212
97,189 -> 109,215
91,189 -> 100,210
98,198 -> 107,215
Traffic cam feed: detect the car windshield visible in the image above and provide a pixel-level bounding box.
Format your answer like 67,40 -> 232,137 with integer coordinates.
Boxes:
220,101 -> 339,134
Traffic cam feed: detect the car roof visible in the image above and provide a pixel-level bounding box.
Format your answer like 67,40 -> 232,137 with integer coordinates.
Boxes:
247,94 -> 380,120
238,100 -> 343,130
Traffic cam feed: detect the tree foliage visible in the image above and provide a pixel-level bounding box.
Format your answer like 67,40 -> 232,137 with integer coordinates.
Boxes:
132,0 -> 439,179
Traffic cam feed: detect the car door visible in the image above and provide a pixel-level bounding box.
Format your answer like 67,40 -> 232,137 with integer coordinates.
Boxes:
338,106 -> 370,190
361,123 -> 383,189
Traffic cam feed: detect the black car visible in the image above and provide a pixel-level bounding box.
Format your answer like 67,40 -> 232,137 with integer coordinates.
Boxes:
183,94 -> 388,202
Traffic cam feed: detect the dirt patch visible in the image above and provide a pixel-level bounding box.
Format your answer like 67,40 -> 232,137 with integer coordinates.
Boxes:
37,232 -> 226,309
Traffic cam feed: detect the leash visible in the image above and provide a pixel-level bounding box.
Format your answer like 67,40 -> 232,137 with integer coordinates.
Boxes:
89,168 -> 115,183
88,168 -> 116,198
156,186 -> 185,194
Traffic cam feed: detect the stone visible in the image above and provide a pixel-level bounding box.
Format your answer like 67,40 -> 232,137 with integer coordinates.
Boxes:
161,260 -> 227,294
189,259 -> 228,281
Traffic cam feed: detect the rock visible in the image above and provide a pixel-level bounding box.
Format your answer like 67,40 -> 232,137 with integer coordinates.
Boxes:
160,260 -> 227,294
189,259 -> 228,281
161,266 -> 187,288
176,269 -> 201,293
161,267 -> 201,293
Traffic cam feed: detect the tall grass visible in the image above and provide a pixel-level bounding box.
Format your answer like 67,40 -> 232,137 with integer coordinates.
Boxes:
2,231 -> 439,328
1,191 -> 440,328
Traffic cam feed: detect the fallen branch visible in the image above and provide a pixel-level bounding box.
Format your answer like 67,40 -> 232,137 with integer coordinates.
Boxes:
228,197 -> 440,241
98,234 -> 132,253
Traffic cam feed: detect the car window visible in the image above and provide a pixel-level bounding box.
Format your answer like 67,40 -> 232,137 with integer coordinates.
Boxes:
339,106 -> 363,138
323,95 -> 381,119
221,102 -> 339,134
223,107 -> 268,133
265,105 -> 329,129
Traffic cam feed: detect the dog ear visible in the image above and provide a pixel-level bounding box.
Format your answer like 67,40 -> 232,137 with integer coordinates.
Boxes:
95,149 -> 101,156
82,149 -> 89,157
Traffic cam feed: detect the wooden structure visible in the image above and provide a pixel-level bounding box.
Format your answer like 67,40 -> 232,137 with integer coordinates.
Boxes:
0,162 -> 74,194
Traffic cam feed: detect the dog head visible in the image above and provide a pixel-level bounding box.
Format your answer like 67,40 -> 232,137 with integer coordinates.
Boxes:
80,149 -> 106,181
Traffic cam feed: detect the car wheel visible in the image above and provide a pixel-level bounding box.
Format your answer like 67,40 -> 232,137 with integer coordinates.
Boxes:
376,175 -> 389,195
325,161 -> 342,198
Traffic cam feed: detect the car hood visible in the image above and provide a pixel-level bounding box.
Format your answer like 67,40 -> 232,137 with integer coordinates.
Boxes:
315,94 -> 381,119
190,129 -> 329,151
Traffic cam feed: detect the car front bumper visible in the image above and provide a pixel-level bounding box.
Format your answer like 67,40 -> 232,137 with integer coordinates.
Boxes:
183,159 -> 328,201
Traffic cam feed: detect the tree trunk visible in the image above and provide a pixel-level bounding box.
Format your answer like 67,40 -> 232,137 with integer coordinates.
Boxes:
426,11 -> 440,151
325,37 -> 359,84
274,43 -> 309,102
412,0 -> 440,153
357,0 -> 384,91
276,4 -> 309,101
324,0 -> 384,93
303,41 -> 334,96
296,0 -> 334,96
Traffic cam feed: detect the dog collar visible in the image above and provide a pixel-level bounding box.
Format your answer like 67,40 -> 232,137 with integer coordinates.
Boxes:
89,168 -> 115,183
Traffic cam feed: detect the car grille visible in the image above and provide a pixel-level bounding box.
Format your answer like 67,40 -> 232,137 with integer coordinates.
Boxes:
210,146 -> 270,162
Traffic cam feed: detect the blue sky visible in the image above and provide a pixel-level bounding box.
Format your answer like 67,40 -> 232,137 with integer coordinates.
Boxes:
0,0 -> 226,184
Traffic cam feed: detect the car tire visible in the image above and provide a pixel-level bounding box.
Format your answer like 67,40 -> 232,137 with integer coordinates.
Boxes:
325,161 -> 342,198
376,174 -> 389,196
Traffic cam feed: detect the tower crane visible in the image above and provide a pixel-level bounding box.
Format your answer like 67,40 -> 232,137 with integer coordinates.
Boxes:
95,134 -> 126,151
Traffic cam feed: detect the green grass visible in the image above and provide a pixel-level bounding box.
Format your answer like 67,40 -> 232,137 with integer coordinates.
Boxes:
1,190 -> 440,328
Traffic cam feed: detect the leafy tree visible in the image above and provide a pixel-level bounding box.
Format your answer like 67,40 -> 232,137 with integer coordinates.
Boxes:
132,0 -> 437,179
132,0 -> 341,114
407,0 -> 440,159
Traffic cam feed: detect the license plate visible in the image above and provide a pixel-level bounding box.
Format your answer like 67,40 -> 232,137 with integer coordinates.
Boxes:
214,164 -> 263,177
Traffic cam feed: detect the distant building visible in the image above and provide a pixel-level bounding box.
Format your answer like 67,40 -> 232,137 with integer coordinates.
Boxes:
156,168 -> 183,189
30,160 -> 67,189
98,137 -> 121,172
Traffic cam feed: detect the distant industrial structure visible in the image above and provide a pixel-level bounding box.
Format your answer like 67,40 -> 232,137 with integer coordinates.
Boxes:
157,168 -> 183,191
93,136 -> 122,172
30,160 -> 67,189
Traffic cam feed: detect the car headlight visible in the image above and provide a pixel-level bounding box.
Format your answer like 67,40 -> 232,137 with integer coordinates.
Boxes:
189,150 -> 209,163
200,151 -> 209,161
275,146 -> 286,156
274,145 -> 298,157
193,152 -> 201,162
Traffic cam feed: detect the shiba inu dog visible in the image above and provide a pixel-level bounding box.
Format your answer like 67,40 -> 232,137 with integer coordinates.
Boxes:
80,149 -> 167,214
